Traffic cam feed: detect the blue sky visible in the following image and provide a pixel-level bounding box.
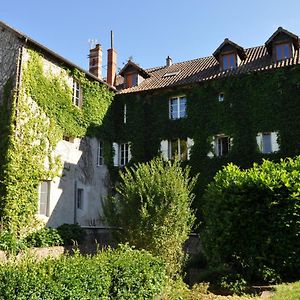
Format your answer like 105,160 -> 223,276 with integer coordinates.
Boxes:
2,0 -> 300,74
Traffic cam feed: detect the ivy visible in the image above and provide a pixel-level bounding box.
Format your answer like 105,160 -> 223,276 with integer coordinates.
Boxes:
112,66 -> 300,214
0,49 -> 114,234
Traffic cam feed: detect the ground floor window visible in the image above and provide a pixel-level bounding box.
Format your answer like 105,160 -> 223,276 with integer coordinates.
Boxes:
168,138 -> 188,161
256,132 -> 279,153
214,135 -> 231,157
38,181 -> 50,216
120,143 -> 130,166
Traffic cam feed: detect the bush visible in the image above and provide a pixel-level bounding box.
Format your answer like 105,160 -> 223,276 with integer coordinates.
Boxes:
25,227 -> 63,247
56,223 -> 85,245
103,157 -> 197,276
0,230 -> 26,254
202,157 -> 300,283
0,244 -> 166,299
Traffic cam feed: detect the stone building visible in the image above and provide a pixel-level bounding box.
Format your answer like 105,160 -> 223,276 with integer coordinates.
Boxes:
0,20 -> 115,229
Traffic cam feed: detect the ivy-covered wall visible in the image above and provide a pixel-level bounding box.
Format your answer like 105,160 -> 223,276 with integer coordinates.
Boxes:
113,65 -> 300,211
0,48 -> 114,234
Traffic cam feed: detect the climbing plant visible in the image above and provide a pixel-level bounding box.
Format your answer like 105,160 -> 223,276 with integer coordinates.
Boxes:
112,65 -> 300,212
0,49 -> 114,235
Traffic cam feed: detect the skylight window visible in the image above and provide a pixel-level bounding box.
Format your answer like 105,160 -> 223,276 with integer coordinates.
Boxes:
163,71 -> 180,78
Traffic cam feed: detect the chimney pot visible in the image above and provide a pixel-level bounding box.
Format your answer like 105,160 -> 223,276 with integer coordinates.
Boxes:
166,55 -> 172,67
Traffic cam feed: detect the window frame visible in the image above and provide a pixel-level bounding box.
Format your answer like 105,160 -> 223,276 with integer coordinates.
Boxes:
215,135 -> 231,157
120,143 -> 130,166
221,52 -> 237,70
169,96 -> 187,120
38,181 -> 50,217
275,42 -> 292,61
168,138 -> 188,161
72,80 -> 82,107
97,140 -> 104,166
77,188 -> 84,210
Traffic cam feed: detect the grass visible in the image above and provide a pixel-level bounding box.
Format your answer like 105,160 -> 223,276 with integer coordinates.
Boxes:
270,281 -> 300,300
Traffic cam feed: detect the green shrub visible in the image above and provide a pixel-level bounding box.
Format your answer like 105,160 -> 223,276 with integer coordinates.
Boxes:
202,157 -> 300,283
103,157 -> 197,276
25,227 -> 63,247
0,244 -> 166,300
0,230 -> 26,254
56,223 -> 85,245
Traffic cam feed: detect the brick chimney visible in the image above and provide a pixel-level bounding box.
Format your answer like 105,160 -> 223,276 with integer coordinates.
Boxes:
89,44 -> 102,79
107,31 -> 117,86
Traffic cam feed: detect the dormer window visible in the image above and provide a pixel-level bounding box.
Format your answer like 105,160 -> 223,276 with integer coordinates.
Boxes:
222,53 -> 236,70
213,38 -> 246,72
119,60 -> 150,89
275,43 -> 292,61
265,27 -> 299,62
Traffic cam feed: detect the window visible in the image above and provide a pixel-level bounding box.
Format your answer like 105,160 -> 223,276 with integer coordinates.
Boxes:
120,143 -> 130,166
169,96 -> 187,119
218,92 -> 225,102
222,53 -> 236,70
215,135 -> 231,156
38,181 -> 50,216
256,132 -> 279,153
72,80 -> 82,106
97,140 -> 104,166
125,73 -> 138,88
77,188 -> 84,210
275,43 -> 292,61
168,138 -> 187,161
123,104 -> 127,124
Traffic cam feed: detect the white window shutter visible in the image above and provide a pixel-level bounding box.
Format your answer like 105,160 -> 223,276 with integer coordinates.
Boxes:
187,138 -> 194,160
113,143 -> 119,166
271,132 -> 279,152
128,143 -> 132,162
207,137 -> 215,158
160,140 -> 169,160
256,133 -> 263,152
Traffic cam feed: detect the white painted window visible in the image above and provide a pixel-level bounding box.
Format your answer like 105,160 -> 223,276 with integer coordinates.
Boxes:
169,96 -> 187,119
218,92 -> 225,102
38,181 -> 50,216
97,140 -> 104,166
208,135 -> 231,157
77,188 -> 84,210
256,132 -> 279,153
72,80 -> 82,107
160,138 -> 193,161
112,142 -> 132,166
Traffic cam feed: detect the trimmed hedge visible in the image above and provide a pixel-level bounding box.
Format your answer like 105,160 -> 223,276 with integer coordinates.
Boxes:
0,244 -> 166,299
202,157 -> 300,283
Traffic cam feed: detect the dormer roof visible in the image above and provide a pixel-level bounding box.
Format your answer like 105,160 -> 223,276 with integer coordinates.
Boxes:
119,60 -> 150,78
213,38 -> 247,61
265,27 -> 300,54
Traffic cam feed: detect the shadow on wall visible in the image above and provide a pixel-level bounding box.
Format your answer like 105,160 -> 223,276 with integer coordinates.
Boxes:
44,137 -> 110,228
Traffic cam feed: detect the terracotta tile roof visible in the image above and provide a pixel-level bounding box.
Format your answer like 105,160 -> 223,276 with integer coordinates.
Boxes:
118,45 -> 300,94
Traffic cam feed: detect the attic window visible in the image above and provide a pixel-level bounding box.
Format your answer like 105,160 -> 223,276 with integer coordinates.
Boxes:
163,71 -> 180,78
222,53 -> 236,70
275,43 -> 292,61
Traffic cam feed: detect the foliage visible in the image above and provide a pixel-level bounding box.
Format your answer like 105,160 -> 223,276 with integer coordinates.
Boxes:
0,230 -> 26,255
113,66 -> 300,213
103,157 -> 197,276
25,227 -> 63,247
0,49 -> 113,234
271,281 -> 300,300
0,244 -> 166,300
57,223 -> 85,245
202,157 -> 300,283
219,274 -> 247,295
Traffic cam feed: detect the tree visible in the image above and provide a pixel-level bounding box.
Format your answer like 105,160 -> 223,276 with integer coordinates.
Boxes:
103,157 -> 197,276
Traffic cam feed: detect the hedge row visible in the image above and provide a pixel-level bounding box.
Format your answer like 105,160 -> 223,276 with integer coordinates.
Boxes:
202,157 -> 300,283
0,244 -> 166,299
